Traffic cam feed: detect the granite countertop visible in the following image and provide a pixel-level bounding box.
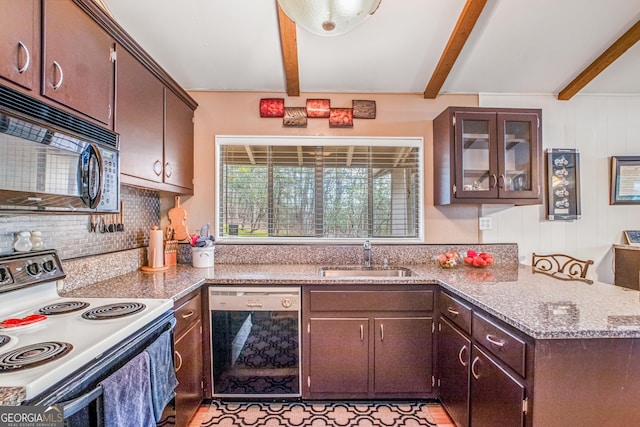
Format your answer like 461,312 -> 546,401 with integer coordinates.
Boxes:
61,262 -> 640,340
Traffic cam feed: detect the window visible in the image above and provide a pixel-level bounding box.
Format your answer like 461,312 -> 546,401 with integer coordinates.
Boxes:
216,136 -> 423,241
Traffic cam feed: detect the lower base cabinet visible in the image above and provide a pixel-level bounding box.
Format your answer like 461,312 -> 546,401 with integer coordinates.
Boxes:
470,346 -> 525,427
304,286 -> 435,399
438,317 -> 470,427
174,290 -> 204,427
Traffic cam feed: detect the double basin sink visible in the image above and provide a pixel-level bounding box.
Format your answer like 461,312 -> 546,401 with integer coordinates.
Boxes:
318,266 -> 413,277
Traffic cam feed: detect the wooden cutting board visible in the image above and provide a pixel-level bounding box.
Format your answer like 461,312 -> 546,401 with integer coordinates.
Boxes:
168,196 -> 188,241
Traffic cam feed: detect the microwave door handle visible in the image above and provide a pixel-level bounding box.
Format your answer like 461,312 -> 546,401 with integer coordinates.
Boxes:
80,144 -> 103,209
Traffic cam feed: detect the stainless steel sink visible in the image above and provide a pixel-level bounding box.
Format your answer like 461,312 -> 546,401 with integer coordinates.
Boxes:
318,266 -> 413,277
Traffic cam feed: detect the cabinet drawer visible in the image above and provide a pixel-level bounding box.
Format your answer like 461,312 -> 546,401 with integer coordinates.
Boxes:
473,313 -> 526,377
174,291 -> 202,338
439,292 -> 472,335
309,290 -> 434,312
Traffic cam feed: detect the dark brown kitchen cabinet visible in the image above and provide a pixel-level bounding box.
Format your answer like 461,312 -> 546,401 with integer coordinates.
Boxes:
308,318 -> 370,395
0,0 -> 39,93
42,0 -> 115,126
164,88 -> 195,191
438,317 -> 471,427
433,106 -> 542,205
115,45 -> 165,184
470,346 -> 525,427
303,286 -> 435,399
174,291 -> 204,427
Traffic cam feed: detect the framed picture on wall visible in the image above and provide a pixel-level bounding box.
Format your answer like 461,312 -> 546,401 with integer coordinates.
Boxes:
546,148 -> 581,220
611,156 -> 640,204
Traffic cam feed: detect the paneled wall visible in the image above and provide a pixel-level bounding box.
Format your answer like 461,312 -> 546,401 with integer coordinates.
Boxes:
0,186 -> 160,260
479,94 -> 640,284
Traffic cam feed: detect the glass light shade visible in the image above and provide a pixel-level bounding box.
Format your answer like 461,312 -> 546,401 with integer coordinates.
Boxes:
278,0 -> 382,36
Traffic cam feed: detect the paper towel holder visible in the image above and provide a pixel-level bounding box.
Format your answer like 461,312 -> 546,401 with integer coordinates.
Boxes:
142,226 -> 170,272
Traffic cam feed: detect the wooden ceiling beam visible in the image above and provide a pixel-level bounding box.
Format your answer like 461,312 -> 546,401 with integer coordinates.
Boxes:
423,0 -> 488,99
558,19 -> 640,100
277,3 -> 300,97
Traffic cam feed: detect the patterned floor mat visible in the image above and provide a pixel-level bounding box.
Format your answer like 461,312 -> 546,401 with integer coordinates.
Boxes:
200,400 -> 438,427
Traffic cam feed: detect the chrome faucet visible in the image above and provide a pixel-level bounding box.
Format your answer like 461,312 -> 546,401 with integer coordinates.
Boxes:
363,240 -> 372,268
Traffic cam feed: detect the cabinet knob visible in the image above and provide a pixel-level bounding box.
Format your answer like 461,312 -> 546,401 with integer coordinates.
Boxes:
485,334 -> 505,347
446,307 -> 459,316
153,160 -> 163,176
181,310 -> 194,319
471,356 -> 481,379
174,350 -> 183,372
164,162 -> 173,178
458,345 -> 468,367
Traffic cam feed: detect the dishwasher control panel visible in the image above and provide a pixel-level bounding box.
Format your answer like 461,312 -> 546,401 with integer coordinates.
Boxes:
209,286 -> 301,311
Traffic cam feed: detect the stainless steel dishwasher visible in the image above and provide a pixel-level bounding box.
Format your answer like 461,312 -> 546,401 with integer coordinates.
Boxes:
208,286 -> 301,398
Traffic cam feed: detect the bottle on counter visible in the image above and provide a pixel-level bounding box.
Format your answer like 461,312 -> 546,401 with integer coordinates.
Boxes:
14,231 -> 33,252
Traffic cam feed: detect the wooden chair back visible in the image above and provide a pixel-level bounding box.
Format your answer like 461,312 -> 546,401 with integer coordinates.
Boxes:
531,253 -> 594,284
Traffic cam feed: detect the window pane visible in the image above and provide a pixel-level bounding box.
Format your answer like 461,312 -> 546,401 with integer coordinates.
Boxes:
218,141 -> 421,240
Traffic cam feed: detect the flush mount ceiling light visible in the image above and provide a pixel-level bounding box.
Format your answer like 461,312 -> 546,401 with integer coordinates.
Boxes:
277,0 -> 382,37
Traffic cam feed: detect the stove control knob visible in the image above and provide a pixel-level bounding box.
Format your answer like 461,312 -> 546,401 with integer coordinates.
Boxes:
42,259 -> 57,273
281,298 -> 293,309
0,266 -> 12,285
25,262 -> 42,277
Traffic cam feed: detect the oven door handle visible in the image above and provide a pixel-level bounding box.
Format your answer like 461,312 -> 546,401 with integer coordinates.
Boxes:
60,385 -> 103,418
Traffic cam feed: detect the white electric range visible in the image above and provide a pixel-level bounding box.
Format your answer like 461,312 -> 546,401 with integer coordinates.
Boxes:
0,249 -> 173,402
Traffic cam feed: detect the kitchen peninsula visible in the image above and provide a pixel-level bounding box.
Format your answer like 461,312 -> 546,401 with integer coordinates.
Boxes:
1,244 -> 633,427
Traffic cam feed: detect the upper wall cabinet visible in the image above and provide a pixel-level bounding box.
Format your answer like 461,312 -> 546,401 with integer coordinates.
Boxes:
164,88 -> 194,191
42,0 -> 115,127
433,107 -> 542,205
0,0 -> 40,93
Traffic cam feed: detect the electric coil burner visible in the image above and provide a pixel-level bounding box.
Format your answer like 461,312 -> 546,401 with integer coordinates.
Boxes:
0,342 -> 73,372
38,301 -> 90,315
82,302 -> 146,320
0,335 -> 9,349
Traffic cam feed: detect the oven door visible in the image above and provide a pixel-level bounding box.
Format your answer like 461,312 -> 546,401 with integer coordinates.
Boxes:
209,287 -> 301,398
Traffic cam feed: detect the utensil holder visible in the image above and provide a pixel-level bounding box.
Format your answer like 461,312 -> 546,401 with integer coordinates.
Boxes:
192,246 -> 215,268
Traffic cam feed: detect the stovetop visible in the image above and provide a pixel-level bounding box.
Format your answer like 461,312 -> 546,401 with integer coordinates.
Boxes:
0,250 -> 173,399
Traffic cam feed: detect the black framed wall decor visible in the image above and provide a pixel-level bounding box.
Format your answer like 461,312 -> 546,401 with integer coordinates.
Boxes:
611,156 -> 640,204
546,148 -> 581,220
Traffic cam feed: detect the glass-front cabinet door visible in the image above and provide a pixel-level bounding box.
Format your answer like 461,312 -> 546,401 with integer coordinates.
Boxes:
497,113 -> 540,199
454,112 -> 498,199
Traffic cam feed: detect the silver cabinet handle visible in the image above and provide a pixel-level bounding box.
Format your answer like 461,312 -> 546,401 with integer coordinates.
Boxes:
498,174 -> 505,189
52,61 -> 64,90
164,162 -> 173,178
153,160 -> 163,176
360,324 -> 364,341
380,323 -> 384,341
458,345 -> 468,367
446,307 -> 459,316
181,310 -> 194,319
486,334 -> 505,347
174,350 -> 183,372
17,41 -> 31,74
471,356 -> 481,380
490,173 -> 497,189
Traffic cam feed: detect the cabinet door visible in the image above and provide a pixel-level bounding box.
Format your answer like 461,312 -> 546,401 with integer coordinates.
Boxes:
164,88 -> 194,190
454,112 -> 499,199
497,112 -> 540,200
438,318 -> 471,427
470,346 -> 525,427
42,0 -> 115,126
374,317 -> 432,395
175,321 -> 203,427
308,318 -> 369,395
115,45 -> 164,184
0,0 -> 39,92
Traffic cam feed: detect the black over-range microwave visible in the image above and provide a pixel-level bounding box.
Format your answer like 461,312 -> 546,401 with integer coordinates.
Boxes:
0,85 -> 119,213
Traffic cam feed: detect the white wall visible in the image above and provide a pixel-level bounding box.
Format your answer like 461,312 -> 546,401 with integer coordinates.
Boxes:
479,94 -> 640,284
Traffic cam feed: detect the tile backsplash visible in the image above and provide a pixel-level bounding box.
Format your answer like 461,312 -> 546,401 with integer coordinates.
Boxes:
0,186 -> 160,260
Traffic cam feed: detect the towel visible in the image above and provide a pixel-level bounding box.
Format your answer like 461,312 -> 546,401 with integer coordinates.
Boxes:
145,330 -> 179,421
100,351 -> 155,427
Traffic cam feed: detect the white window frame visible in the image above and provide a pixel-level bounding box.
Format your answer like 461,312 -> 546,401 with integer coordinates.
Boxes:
215,135 -> 424,243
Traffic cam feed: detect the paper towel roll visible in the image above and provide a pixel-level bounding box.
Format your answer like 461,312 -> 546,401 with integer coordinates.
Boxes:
148,226 -> 164,268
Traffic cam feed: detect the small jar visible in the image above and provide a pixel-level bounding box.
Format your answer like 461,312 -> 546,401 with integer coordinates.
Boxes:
14,231 -> 33,252
30,231 -> 44,250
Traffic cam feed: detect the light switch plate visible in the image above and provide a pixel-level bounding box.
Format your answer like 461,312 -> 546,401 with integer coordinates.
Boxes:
479,217 -> 492,230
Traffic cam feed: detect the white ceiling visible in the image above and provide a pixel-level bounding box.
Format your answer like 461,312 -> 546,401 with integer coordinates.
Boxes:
101,0 -> 640,96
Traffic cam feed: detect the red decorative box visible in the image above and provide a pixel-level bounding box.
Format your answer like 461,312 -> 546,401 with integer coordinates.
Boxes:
306,99 -> 331,118
259,98 -> 285,117
329,108 -> 353,128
